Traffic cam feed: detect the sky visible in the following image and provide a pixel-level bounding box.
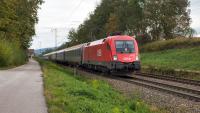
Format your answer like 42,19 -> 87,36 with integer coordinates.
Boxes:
190,0 -> 200,33
30,0 -> 200,49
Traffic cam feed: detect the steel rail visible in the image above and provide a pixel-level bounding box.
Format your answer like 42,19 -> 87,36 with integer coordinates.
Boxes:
134,72 -> 200,86
60,65 -> 200,102
118,77 -> 200,102
132,77 -> 200,95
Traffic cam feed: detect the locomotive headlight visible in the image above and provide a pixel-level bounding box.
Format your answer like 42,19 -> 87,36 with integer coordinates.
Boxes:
136,56 -> 139,61
113,55 -> 118,61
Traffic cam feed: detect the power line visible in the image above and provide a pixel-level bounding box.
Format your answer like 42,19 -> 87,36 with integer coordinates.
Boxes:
68,0 -> 85,18
46,27 -> 70,48
66,0 -> 85,26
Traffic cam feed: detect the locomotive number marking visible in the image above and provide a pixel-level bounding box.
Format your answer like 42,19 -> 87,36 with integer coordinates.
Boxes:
123,57 -> 132,61
97,49 -> 102,57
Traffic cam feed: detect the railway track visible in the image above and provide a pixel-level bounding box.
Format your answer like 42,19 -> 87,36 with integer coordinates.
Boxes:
86,70 -> 200,102
134,72 -> 200,86
113,72 -> 200,102
117,77 -> 200,102
62,65 -> 200,102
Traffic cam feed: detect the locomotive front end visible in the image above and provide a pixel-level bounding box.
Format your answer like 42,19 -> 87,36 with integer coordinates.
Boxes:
109,36 -> 141,71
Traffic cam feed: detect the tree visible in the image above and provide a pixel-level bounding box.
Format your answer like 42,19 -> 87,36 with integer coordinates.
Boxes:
0,0 -> 43,65
66,0 -> 191,46
184,28 -> 197,38
143,0 -> 190,40
105,13 -> 119,33
0,0 -> 43,49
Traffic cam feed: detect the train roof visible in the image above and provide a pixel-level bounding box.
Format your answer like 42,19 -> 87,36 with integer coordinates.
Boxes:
107,35 -> 134,40
43,43 -> 86,56
85,35 -> 134,47
62,43 -> 86,52
43,35 -> 134,56
86,39 -> 105,47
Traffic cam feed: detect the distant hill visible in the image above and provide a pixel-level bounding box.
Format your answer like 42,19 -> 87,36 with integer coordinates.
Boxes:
34,47 -> 55,56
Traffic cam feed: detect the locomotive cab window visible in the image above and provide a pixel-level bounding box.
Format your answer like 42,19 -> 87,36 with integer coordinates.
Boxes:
116,41 -> 135,53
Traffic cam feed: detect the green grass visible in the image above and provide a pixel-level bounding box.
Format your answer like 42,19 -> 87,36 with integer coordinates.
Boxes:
38,59 -> 161,113
0,65 -> 20,70
140,38 -> 200,52
141,47 -> 200,71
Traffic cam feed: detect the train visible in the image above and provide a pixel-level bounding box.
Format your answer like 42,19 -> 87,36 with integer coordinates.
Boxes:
43,35 -> 141,73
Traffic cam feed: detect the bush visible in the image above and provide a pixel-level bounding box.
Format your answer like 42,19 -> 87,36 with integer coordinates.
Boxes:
0,40 -> 27,67
140,38 -> 200,52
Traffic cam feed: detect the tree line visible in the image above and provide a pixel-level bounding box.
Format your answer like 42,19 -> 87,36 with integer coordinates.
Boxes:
0,0 -> 43,66
66,0 -> 192,47
0,0 -> 43,49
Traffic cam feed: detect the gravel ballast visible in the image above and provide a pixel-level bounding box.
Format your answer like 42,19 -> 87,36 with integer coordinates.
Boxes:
75,69 -> 200,113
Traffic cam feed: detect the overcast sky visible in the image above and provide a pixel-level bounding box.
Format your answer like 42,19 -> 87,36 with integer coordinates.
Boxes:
30,0 -> 200,49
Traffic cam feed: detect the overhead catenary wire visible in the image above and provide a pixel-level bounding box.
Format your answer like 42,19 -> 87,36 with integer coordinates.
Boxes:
66,0 -> 85,26
34,0 -> 100,48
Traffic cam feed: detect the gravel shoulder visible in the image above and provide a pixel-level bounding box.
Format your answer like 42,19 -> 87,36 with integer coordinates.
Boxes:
76,69 -> 200,113
0,59 -> 47,113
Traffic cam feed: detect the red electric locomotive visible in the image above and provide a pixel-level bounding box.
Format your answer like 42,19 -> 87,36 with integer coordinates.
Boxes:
44,35 -> 141,73
82,35 -> 140,72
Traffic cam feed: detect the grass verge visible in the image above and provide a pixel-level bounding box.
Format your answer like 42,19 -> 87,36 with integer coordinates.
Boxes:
38,59 -> 162,113
141,47 -> 200,71
140,38 -> 200,52
141,47 -> 200,80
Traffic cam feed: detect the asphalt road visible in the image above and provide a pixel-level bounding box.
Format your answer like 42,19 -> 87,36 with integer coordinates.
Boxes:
0,59 -> 47,113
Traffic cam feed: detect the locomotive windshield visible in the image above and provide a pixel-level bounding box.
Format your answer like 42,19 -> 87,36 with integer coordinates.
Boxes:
116,41 -> 135,53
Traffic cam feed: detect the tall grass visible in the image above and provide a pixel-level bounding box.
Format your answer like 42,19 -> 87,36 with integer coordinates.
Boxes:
140,38 -> 200,52
0,40 -> 27,68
